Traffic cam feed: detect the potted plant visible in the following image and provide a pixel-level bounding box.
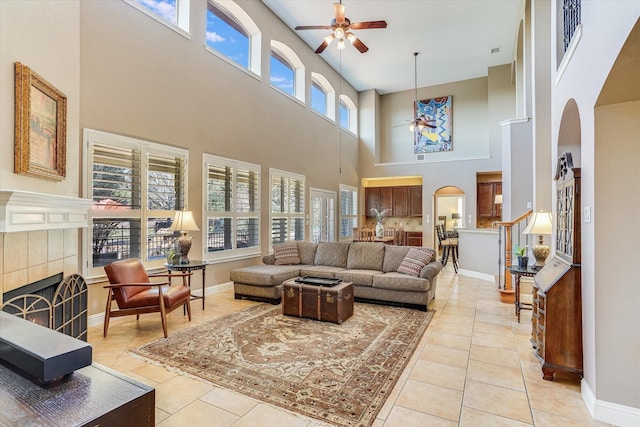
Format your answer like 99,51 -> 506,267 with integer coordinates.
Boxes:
513,245 -> 529,268
370,208 -> 390,238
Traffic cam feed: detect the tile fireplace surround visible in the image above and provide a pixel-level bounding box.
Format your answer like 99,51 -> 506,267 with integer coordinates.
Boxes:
0,190 -> 92,300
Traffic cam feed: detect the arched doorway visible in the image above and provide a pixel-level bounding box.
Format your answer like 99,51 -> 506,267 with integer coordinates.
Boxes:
433,186 -> 465,256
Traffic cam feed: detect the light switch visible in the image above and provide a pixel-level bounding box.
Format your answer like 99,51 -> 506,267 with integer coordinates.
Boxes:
426,214 -> 430,223
527,201 -> 532,209
584,206 -> 591,223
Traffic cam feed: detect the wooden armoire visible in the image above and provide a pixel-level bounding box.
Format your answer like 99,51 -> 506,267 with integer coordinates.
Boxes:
531,152 -> 583,381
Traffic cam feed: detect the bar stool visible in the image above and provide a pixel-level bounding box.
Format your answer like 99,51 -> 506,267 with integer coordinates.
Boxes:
436,224 -> 458,273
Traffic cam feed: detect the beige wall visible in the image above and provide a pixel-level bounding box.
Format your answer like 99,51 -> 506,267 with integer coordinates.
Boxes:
551,1 -> 640,417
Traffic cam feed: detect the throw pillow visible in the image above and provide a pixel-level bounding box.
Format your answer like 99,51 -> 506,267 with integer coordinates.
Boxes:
274,242 -> 300,265
397,248 -> 435,277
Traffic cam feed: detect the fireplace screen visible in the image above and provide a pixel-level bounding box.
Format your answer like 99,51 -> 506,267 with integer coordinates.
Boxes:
1,274 -> 88,341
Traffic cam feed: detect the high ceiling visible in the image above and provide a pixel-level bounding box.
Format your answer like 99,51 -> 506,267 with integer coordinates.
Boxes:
261,0 -> 523,94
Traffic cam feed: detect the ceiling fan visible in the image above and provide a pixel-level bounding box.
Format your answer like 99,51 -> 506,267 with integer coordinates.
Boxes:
294,1 -> 387,54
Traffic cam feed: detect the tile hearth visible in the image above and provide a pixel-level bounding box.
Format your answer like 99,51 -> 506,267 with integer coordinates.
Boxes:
88,263 -> 610,426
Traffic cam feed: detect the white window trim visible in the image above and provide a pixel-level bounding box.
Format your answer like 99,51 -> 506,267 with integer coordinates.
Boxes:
339,94 -> 358,134
202,154 -> 261,262
206,0 -> 262,76
339,184 -> 358,241
83,128 -> 189,279
270,40 -> 305,103
269,168 -> 306,249
123,0 -> 192,40
311,72 -> 335,121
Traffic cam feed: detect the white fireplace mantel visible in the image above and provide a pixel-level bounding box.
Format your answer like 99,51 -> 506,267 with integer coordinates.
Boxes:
0,190 -> 93,233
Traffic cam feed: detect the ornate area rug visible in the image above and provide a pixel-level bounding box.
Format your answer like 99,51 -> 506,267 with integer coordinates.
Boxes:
131,303 -> 434,426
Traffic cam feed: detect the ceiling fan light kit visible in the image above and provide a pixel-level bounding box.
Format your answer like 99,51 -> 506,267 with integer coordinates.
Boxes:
295,1 -> 387,54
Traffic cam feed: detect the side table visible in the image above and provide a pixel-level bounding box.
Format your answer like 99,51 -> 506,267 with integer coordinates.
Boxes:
505,265 -> 538,322
165,261 -> 207,310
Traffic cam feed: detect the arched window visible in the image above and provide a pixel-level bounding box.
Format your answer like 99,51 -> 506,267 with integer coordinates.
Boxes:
126,0 -> 190,36
206,0 -> 261,75
270,40 -> 305,102
339,94 -> 357,133
311,72 -> 335,120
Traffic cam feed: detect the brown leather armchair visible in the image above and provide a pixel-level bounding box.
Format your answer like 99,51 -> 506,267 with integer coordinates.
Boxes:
103,258 -> 192,338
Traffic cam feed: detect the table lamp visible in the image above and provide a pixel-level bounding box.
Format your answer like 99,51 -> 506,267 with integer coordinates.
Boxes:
169,210 -> 200,264
523,211 -> 552,269
451,213 -> 461,228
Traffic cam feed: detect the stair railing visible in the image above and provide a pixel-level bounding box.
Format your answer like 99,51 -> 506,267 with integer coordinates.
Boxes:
494,210 -> 533,293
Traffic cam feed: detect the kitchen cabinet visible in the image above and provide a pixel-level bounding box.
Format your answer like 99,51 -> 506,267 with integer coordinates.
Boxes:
405,231 -> 422,247
365,187 -> 393,217
393,187 -> 410,217
366,185 -> 422,218
477,182 -> 502,218
409,186 -> 422,217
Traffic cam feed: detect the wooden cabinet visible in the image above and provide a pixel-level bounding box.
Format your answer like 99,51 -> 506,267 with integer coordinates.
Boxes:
393,187 -> 410,217
365,187 -> 393,217
405,231 -> 422,247
532,153 -> 582,381
477,182 -> 502,218
409,186 -> 422,217
366,186 -> 422,217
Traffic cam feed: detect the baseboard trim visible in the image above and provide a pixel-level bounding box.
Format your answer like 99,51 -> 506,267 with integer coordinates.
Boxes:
582,379 -> 640,426
457,268 -> 494,282
87,282 -> 234,328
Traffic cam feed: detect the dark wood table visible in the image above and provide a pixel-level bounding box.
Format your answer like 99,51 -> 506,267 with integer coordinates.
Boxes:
506,265 -> 539,322
165,260 -> 208,310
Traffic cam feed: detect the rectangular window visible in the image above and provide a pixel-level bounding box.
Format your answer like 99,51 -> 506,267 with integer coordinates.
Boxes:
206,1 -> 249,69
340,184 -> 358,240
85,129 -> 188,277
270,169 -> 305,246
204,155 -> 260,260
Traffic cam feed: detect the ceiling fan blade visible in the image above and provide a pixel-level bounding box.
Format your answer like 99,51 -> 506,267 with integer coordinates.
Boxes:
349,20 -> 387,30
333,2 -> 346,24
315,40 -> 329,54
352,38 -> 369,53
295,25 -> 333,31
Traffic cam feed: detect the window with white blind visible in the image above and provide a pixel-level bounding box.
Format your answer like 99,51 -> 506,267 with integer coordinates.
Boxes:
339,184 -> 358,240
270,169 -> 305,246
204,155 -> 260,261
84,129 -> 188,277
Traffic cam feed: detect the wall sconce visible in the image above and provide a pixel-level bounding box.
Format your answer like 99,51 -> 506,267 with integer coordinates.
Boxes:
523,211 -> 553,269
169,210 -> 200,264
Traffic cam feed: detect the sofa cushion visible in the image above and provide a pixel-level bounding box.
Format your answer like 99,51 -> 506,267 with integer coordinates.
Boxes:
397,248 -> 436,277
296,241 -> 318,265
299,265 -> 346,279
230,265 -> 301,286
346,242 -> 385,271
382,245 -> 412,272
335,269 -> 383,287
274,241 -> 300,265
373,272 -> 432,292
314,242 -> 351,268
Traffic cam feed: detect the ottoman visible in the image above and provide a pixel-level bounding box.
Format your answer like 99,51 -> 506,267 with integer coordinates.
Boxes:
282,277 -> 354,324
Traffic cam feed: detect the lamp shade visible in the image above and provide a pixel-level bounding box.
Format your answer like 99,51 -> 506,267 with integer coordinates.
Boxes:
451,213 -> 461,220
523,211 -> 552,235
494,194 -> 503,204
169,210 -> 200,233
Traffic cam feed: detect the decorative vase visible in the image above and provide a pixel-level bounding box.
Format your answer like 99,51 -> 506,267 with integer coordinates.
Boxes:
518,256 -> 529,269
375,222 -> 384,238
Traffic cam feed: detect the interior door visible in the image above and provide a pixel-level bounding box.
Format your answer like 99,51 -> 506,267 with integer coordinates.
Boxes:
310,188 -> 336,243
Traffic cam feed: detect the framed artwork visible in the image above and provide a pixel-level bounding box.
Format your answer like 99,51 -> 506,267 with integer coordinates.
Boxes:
414,95 -> 452,154
14,62 -> 67,181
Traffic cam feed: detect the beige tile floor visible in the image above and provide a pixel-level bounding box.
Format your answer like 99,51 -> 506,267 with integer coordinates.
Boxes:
88,263 -> 613,426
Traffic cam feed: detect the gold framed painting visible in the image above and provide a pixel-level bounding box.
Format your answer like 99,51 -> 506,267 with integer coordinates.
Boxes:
14,62 -> 67,181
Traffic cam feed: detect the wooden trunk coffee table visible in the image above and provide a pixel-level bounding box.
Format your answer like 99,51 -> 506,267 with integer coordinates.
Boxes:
282,277 -> 353,324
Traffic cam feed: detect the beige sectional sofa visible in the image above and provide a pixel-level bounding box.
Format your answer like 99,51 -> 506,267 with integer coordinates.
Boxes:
230,241 -> 443,311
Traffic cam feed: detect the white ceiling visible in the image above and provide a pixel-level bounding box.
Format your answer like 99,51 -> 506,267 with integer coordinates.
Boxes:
261,0 -> 523,94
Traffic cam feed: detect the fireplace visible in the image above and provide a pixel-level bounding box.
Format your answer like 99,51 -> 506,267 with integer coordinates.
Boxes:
1,273 -> 88,341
